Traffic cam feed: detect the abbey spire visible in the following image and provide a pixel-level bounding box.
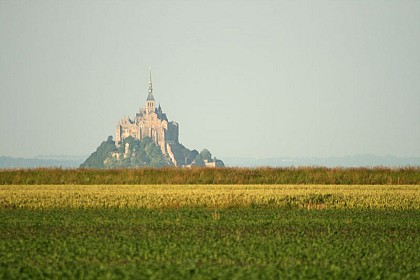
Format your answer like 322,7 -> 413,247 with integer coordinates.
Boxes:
145,67 -> 156,113
147,67 -> 154,101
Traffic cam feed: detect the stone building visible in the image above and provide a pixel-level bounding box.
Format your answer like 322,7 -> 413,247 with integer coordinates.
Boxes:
115,69 -> 181,165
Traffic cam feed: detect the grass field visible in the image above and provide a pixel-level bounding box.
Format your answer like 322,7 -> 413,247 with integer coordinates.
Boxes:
1,167 -> 419,185
1,184 -> 419,279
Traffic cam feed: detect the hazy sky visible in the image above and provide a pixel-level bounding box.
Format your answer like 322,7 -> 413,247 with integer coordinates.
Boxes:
1,0 -> 419,159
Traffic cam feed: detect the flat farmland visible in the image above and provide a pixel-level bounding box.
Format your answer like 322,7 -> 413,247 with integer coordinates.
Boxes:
1,184 -> 419,279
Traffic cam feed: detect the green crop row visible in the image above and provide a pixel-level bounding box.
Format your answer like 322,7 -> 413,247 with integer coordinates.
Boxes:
1,208 -> 419,279
0,166 -> 419,185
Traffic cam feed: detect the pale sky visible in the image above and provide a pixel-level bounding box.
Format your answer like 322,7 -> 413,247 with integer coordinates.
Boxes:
1,0 -> 419,159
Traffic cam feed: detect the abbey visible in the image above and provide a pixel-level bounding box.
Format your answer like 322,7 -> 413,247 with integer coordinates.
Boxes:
115,70 -> 188,166
81,69 -> 224,168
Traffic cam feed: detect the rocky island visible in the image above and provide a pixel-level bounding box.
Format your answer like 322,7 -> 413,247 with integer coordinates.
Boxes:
81,69 -> 224,168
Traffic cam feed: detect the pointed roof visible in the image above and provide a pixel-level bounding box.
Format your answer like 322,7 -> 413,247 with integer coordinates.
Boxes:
147,67 -> 155,101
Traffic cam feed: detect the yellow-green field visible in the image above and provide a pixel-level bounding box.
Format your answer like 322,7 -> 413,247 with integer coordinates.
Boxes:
1,184 -> 419,209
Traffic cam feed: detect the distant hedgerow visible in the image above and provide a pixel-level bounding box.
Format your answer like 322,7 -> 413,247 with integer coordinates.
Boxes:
0,167 -> 418,185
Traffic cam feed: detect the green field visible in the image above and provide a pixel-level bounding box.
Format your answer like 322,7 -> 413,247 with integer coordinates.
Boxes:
1,184 -> 419,279
1,207 -> 419,279
1,167 -> 419,185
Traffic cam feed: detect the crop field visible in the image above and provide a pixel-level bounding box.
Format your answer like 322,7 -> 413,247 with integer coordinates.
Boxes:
1,184 -> 419,210
1,184 -> 419,279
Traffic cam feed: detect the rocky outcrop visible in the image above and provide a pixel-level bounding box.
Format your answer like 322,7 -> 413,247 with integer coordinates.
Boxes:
80,136 -> 224,168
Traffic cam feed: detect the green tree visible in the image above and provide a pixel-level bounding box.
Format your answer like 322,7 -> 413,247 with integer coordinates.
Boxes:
80,136 -> 116,168
186,149 -> 199,165
112,136 -> 172,168
200,149 -> 212,162
192,154 -> 205,167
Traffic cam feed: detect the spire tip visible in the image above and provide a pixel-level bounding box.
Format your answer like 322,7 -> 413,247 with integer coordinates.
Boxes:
147,67 -> 153,95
